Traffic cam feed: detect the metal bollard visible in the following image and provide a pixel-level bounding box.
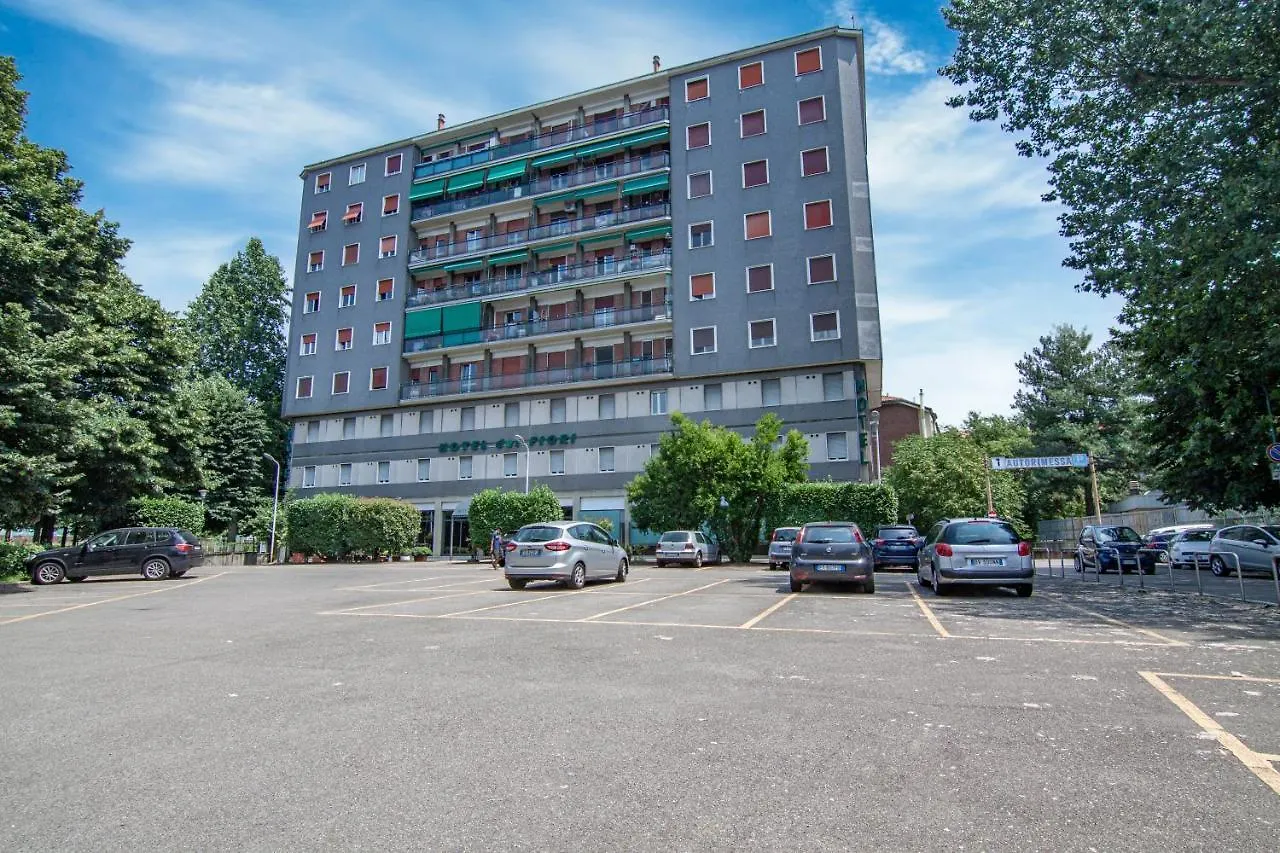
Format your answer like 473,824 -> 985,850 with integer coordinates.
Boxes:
1193,553 -> 1205,595
1167,550 -> 1177,594
1231,551 -> 1246,602
1272,555 -> 1280,607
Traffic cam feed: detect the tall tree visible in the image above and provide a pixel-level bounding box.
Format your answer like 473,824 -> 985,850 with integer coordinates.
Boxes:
886,431 -> 1026,536
941,1 -> 1280,510
189,375 -> 272,536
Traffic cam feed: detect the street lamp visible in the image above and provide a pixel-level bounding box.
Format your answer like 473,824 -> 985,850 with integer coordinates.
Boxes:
512,434 -> 530,494
262,453 -> 281,563
867,410 -> 882,484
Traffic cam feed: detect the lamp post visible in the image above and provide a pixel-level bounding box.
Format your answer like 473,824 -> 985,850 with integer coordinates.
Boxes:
262,453 -> 281,562
512,434 -> 530,494
867,410 -> 881,483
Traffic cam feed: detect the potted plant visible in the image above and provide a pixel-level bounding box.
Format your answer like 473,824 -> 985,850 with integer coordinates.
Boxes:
411,546 -> 432,561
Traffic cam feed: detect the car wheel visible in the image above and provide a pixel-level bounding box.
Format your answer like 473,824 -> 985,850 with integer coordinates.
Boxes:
32,562 -> 65,585
655,560 -> 667,568
1016,584 -> 1033,598
768,562 -> 776,571
507,578 -> 528,590
566,562 -> 587,590
789,576 -> 803,593
142,558 -> 170,581
1073,553 -> 1083,573
1210,556 -> 1229,577
67,575 -> 86,583
615,559 -> 628,583
863,579 -> 876,594
932,565 -> 949,596
693,551 -> 703,568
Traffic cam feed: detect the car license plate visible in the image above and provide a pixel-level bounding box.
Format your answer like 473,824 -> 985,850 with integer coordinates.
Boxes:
971,558 -> 1004,567
520,548 -> 541,557
815,564 -> 843,572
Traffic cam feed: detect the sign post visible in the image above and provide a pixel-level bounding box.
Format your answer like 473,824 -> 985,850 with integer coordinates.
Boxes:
989,453 -> 1096,522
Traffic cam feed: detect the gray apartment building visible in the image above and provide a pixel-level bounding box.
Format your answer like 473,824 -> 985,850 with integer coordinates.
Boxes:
282,26 -> 883,555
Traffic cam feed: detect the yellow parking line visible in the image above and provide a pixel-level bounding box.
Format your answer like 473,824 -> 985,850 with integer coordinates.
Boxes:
1053,600 -> 1188,647
338,577 -> 498,592
907,582 -> 951,638
1258,753 -> 1280,764
1147,672 -> 1280,684
739,593 -> 797,629
1140,671 -> 1280,798
0,573 -> 227,626
578,579 -> 731,621
950,634 -> 1167,646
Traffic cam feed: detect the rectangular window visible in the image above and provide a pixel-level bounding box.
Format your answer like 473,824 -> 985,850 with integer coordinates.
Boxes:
376,461 -> 390,483
651,390 -> 668,416
747,264 -> 773,293
315,172 -> 331,193
749,318 -> 777,349
339,463 -> 352,486
691,326 -> 717,355
740,110 -> 766,138
342,243 -> 359,266
383,194 -> 400,216
550,397 -> 567,423
340,284 -> 356,307
373,321 -> 391,345
343,416 -> 356,439
823,372 -> 844,401
685,77 -> 709,102
762,378 -> 781,406
598,446 -> 615,472
687,171 -> 712,199
460,406 -> 476,430
690,272 -> 715,300
826,432 -> 849,461
503,452 -> 518,478
385,153 -> 403,176
807,254 -> 837,283
743,159 -> 768,188
344,202 -> 363,224
379,235 -> 397,258
307,251 -> 323,273
795,46 -> 822,75
331,371 -> 350,395
300,333 -> 317,355
686,122 -> 710,150
598,394 -> 615,420
307,420 -> 320,442
380,413 -> 394,437
296,376 -> 313,399
459,455 -> 473,480
801,147 -> 829,177
744,210 -> 772,240
739,61 -> 763,89
804,199 -> 833,230
704,383 -> 722,410
376,278 -> 394,301
810,311 -> 841,341
418,411 -> 433,434
504,402 -> 519,427
549,449 -> 565,475
349,163 -> 366,185
303,466 -> 317,487
371,366 -> 390,390
798,96 -> 826,125
336,327 -> 353,350
304,291 -> 320,313
417,458 -> 430,482
308,210 -> 328,232
688,221 -> 714,249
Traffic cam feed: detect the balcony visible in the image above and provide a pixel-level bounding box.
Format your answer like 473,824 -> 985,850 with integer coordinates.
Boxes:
408,202 -> 670,268
413,106 -> 669,180
403,301 -> 672,355
410,153 -> 670,223
401,356 -> 673,401
405,250 -> 672,309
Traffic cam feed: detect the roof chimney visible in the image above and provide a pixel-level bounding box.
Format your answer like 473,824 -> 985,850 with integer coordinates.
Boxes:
437,113 -> 446,131
652,55 -> 661,73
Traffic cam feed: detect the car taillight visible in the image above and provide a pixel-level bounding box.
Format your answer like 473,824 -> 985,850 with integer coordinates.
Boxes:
853,529 -> 864,544
544,541 -> 570,552
505,542 -> 517,551
173,543 -> 193,554
795,529 -> 805,544
873,538 -> 885,546
935,543 -> 953,557
683,543 -> 694,550
1017,542 -> 1031,557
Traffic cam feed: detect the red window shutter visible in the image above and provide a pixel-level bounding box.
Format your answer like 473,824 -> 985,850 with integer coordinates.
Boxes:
383,194 -> 398,214
799,97 -> 825,124
739,62 -> 763,89
802,148 -> 828,176
343,203 -> 362,222
309,251 -> 322,265
691,273 -> 715,298
298,377 -> 312,396
386,154 -> 402,174
371,368 -> 388,390
808,255 -> 835,282
302,333 -> 316,345
745,212 -> 771,239
378,279 -> 393,296
747,266 -> 772,292
308,211 -> 327,229
741,111 -> 765,137
795,47 -> 822,75
686,78 -> 708,101
743,160 -> 768,187
805,201 -> 833,229
381,236 -> 396,253
375,322 -> 390,334
344,244 -> 358,264
593,295 -> 615,309
337,328 -> 353,344
316,173 -> 330,189
687,123 -> 710,149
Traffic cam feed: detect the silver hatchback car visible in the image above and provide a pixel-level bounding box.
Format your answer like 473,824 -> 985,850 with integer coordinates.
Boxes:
654,531 -> 720,567
917,517 -> 1033,597
504,520 -> 628,590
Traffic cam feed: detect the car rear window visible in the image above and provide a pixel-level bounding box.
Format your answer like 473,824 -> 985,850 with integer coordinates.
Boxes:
772,529 -> 798,542
876,528 -> 917,540
176,530 -> 201,545
1183,530 -> 1214,542
804,526 -> 856,544
515,526 -> 563,543
660,532 -> 691,542
942,521 -> 1020,545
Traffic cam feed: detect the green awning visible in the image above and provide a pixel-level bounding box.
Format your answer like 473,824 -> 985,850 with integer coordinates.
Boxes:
624,225 -> 671,243
446,170 -> 486,192
409,178 -> 447,201
534,191 -> 576,208
404,307 -> 443,339
485,159 -> 528,182
573,181 -> 617,201
531,150 -> 575,169
623,128 -> 670,148
579,233 -> 622,246
442,301 -> 482,334
442,259 -> 484,272
533,242 -> 576,255
575,138 -> 628,159
621,174 -> 669,195
487,249 -> 528,266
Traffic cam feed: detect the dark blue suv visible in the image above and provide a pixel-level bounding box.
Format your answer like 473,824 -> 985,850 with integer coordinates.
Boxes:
872,525 -> 922,569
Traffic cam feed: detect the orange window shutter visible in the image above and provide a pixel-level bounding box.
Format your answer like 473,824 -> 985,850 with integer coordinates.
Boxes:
691,274 -> 714,297
796,48 -> 821,75
338,328 -> 352,343
740,63 -> 762,88
384,195 -> 397,214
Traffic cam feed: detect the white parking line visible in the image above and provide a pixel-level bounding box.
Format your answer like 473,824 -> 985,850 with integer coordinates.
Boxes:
578,579 -> 731,621
0,573 -> 227,626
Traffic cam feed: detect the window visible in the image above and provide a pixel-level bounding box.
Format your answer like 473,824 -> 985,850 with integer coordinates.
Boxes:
740,110 -> 766,138
459,455 -> 473,479
808,254 -> 836,283
307,420 -> 320,442
823,372 -> 844,401
688,171 -> 712,199
550,397 -> 567,423
417,458 -> 430,482
332,371 -> 350,394
380,414 -> 394,438
598,446 -> 615,472
376,461 -> 390,483
795,46 -> 822,75
383,194 -> 400,216
749,318 -> 776,348
460,406 -> 476,430
308,210 -> 327,232
373,321 -> 391,346
686,122 -> 710,149
349,163 -> 366,185
747,264 -> 773,293
504,402 -> 519,427
376,278 -> 394,302
802,147 -> 829,177
296,376 -> 313,398
379,235 -> 397,259
339,463 -> 353,486
744,211 -> 772,240
385,153 -> 403,176
340,284 -> 356,307
743,160 -> 768,188
691,326 -> 717,355
651,390 -> 668,415
689,221 -> 713,249
798,96 -> 826,124
300,333 -> 317,356
549,449 -> 565,475
343,243 -> 359,265
418,411 -> 433,434
308,251 -> 323,273
336,327 -> 353,351
804,199 -> 833,230
739,61 -> 763,89
498,452 -> 516,478
704,383 -> 722,410
826,432 -> 848,461
690,272 -> 715,301
762,378 -> 781,406
304,291 -> 320,313
685,77 -> 709,102
598,394 -> 615,420
810,311 -> 841,341
315,172 -> 331,193
343,417 -> 356,439
302,466 -> 317,488
344,202 -> 363,224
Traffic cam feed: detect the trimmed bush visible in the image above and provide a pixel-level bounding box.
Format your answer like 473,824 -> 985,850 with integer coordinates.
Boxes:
467,485 -> 564,551
764,482 -> 899,540
130,496 -> 204,534
347,498 -> 420,559
287,493 -> 354,558
0,542 -> 43,580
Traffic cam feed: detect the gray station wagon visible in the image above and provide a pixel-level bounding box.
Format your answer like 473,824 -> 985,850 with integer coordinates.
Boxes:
917,517 -> 1033,597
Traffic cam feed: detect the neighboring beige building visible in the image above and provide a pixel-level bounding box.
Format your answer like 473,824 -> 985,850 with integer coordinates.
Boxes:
873,395 -> 938,470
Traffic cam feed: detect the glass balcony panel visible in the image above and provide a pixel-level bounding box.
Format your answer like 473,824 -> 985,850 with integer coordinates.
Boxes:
403,302 -> 670,355
400,356 -> 673,400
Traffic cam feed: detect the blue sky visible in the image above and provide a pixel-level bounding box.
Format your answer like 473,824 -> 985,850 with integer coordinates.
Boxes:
0,0 -> 1121,425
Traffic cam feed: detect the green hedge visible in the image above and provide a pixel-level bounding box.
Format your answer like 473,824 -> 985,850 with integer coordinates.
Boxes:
763,482 -> 899,540
286,494 -> 421,560
346,498 -> 420,559
0,542 -> 43,580
467,486 -> 564,552
129,496 -> 204,534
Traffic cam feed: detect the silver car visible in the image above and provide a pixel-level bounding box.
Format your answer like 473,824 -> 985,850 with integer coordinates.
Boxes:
767,527 -> 800,571
504,521 -> 628,590
1168,528 -> 1216,570
654,531 -> 720,567
1208,524 -> 1280,577
917,517 -> 1033,597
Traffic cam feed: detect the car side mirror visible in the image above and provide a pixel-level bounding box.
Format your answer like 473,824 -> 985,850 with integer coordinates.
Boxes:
609,537 -> 618,547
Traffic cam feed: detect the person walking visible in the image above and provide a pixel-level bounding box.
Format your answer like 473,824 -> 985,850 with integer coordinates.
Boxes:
490,529 -> 504,570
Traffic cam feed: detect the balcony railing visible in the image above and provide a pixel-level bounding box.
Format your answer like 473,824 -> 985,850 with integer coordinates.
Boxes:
413,106 -> 669,180
410,153 -> 670,222
408,202 -> 670,267
403,301 -> 672,355
405,250 -> 672,309
401,356 -> 673,400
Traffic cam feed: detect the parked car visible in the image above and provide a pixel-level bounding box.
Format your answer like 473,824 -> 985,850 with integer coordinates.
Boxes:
1168,528 -> 1217,570
503,521 -> 628,590
1207,524 -> 1280,577
918,517 -> 1033,597
1074,525 -> 1155,574
655,530 -> 720,567
789,522 -> 875,594
871,525 -> 922,569
767,527 -> 800,571
27,527 -> 204,584
1143,523 -> 1215,563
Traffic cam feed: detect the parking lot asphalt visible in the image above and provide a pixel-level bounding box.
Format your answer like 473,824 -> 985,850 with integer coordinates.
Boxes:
2,563 -> 1279,852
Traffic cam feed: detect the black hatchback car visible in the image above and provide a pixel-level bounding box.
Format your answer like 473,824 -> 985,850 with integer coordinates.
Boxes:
27,527 -> 204,584
871,525 -> 922,569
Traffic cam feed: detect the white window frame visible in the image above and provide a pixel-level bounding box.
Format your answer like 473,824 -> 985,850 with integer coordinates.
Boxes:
689,272 -> 716,302
687,170 -> 713,199
376,278 -> 395,302
743,210 -> 772,240
503,452 -> 518,478
797,95 -> 827,125
549,449 -> 565,476
307,251 -> 324,273
314,172 -> 332,194
688,221 -> 714,249
826,432 -> 849,462
742,159 -> 769,189
810,311 -> 842,342
598,394 -> 615,420
684,75 -> 710,103
373,322 -> 392,346
379,235 -> 398,259
806,254 -> 838,284
703,383 -> 722,410
376,461 -> 390,484
746,263 -> 774,294
300,333 -> 317,356
302,465 -> 317,488
794,45 -> 823,76
739,109 -> 767,138
349,163 -> 367,185
416,458 -> 431,482
822,372 -> 845,402
344,202 -> 363,225
340,285 -> 357,308
804,199 -> 834,231
342,242 -> 360,266
650,390 -> 668,416
748,317 -> 777,349
343,417 -> 357,439
598,446 -> 615,473
686,122 -> 711,150
761,378 -> 782,407
690,325 -> 718,356
385,153 -> 403,177
458,455 -> 474,480
738,60 -> 764,90
801,145 -> 830,177
335,327 -> 354,351
383,193 -> 400,216
303,291 -> 320,313
339,463 -> 353,486
295,376 -> 314,399
331,371 -> 350,395
370,366 -> 390,391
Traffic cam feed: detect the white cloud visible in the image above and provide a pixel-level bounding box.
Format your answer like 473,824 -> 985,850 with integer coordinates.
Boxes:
121,231 -> 249,311
877,294 -> 966,329
829,1 -> 930,74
